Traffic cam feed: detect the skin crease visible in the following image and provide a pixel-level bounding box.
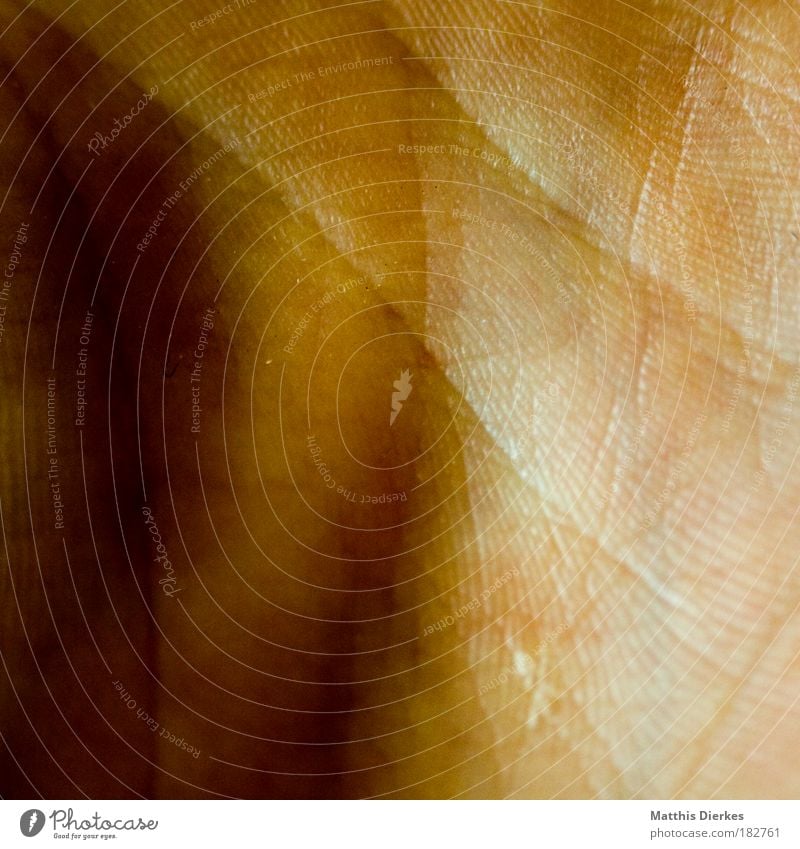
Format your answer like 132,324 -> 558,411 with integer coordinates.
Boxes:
0,0 -> 799,799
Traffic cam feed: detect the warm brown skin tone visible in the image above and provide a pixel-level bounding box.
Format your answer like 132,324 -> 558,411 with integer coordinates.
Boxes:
1,0 -> 799,799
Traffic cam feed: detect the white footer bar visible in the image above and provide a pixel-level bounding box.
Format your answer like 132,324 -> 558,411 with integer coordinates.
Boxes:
3,800 -> 796,848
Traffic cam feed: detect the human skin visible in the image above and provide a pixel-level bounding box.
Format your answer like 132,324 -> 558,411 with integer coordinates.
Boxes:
0,0 -> 799,799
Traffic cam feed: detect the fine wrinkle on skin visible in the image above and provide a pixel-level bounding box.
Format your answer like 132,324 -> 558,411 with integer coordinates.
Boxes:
578,597 -> 754,797
672,30 -> 708,197
722,3 -> 800,116
383,1 -> 678,267
631,13 -> 800,367
628,137 -> 660,270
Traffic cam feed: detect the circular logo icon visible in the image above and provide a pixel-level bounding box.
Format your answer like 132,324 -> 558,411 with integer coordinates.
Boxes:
19,810 -> 45,837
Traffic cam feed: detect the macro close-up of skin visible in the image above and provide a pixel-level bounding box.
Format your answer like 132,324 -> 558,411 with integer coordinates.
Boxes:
1,0 -> 799,801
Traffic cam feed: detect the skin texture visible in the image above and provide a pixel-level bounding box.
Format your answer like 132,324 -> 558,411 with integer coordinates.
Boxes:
0,0 -> 799,799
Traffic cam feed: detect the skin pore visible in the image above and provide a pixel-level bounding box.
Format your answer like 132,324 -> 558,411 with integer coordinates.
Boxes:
1,0 -> 799,798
